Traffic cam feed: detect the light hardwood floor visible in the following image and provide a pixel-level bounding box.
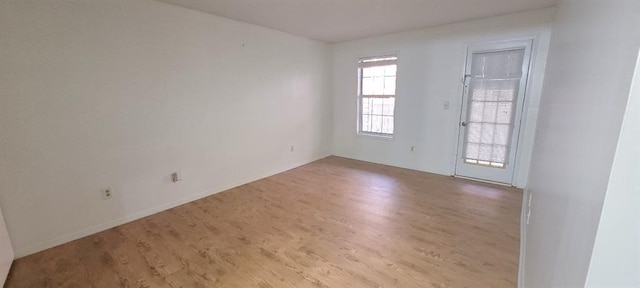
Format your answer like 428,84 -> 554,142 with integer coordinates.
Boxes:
6,156 -> 522,288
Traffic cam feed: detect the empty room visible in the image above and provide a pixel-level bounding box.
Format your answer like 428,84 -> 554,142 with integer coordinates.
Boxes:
0,0 -> 638,287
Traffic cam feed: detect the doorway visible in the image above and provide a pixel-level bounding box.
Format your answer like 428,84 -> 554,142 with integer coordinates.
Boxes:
455,39 -> 533,184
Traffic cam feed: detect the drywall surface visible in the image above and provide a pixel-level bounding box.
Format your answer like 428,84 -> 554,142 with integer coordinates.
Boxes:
331,8 -> 554,188
523,0 -> 640,287
585,48 -> 640,288
0,0 -> 332,257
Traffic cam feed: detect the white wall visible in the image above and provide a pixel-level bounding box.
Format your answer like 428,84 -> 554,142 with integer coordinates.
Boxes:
523,0 -> 640,287
0,0 -> 332,257
585,48 -> 640,288
331,8 -> 554,188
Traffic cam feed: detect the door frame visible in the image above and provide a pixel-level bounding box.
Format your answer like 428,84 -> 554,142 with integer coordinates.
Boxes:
453,38 -> 536,186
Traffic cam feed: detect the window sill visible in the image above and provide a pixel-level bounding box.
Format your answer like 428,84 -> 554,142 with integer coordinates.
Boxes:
357,132 -> 394,140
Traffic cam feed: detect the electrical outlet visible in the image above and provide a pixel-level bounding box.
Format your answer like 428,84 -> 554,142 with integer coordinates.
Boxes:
443,101 -> 450,110
410,146 -> 415,152
102,188 -> 113,200
172,171 -> 182,183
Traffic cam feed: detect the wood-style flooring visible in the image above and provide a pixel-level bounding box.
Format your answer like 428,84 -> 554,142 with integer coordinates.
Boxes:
6,156 -> 522,288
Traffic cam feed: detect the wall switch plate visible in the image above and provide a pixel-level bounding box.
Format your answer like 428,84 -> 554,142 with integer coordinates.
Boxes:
443,101 -> 450,110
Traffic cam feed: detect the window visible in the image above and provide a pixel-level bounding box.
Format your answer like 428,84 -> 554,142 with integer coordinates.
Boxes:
358,55 -> 397,136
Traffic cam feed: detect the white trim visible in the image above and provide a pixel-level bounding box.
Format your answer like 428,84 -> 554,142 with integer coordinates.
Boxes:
14,155 -> 329,258
358,59 -> 397,68
451,48 -> 471,175
356,132 -> 394,140
518,188 -> 531,288
510,34 -> 543,189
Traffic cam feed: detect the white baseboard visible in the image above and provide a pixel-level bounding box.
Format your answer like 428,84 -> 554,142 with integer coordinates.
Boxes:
14,154 -> 329,258
518,188 -> 530,288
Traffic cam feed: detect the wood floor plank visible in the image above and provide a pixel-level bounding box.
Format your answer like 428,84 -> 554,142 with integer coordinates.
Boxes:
5,156 -> 522,287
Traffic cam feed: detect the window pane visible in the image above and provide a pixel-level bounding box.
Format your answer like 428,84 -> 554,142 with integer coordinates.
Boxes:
486,89 -> 500,101
481,123 -> 495,144
495,124 -> 510,145
492,145 -> 507,163
469,101 -> 484,122
482,102 -> 498,122
365,66 -> 384,77
382,116 -> 394,134
384,65 -> 397,76
362,97 -> 372,115
371,115 -> 382,133
362,115 -> 371,132
467,123 -> 481,143
471,81 -> 486,101
362,77 -> 373,95
372,98 -> 383,115
362,67 -> 374,77
496,102 -> 512,124
382,98 -> 395,116
384,76 -> 396,95
372,76 -> 384,95
466,143 -> 479,159
478,144 -> 492,161
498,89 -> 515,101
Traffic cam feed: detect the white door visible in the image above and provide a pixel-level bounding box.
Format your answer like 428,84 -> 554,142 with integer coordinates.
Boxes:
455,39 -> 533,184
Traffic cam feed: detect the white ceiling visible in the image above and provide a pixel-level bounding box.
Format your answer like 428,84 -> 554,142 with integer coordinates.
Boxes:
155,0 -> 556,43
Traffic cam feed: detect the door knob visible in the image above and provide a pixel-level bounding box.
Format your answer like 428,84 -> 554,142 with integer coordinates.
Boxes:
461,121 -> 468,127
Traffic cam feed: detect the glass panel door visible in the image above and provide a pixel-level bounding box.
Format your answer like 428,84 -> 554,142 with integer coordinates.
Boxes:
455,40 -> 533,184
463,49 -> 524,168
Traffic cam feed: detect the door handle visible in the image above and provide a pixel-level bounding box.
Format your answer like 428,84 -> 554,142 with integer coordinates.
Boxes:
461,74 -> 471,85
461,121 -> 468,127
